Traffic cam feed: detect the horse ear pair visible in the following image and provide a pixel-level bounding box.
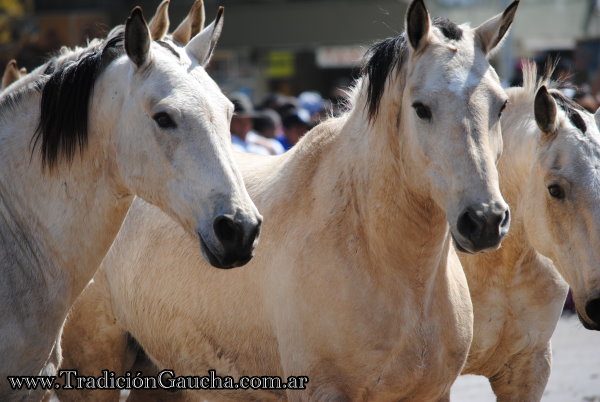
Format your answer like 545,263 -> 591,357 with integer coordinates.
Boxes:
405,0 -> 519,56
147,0 -> 206,44
124,3 -> 223,69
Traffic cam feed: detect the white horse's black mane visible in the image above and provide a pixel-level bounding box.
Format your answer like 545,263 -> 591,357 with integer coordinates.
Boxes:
32,30 -> 125,170
0,29 -> 125,170
361,18 -> 463,121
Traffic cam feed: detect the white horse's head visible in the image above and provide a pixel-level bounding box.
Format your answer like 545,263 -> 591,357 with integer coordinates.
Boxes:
520,85 -> 600,330
34,7 -> 262,268
364,0 -> 516,252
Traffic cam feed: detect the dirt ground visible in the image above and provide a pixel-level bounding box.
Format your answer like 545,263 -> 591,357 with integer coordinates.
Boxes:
451,315 -> 600,401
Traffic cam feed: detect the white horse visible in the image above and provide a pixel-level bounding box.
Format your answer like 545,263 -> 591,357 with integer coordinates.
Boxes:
0,6 -> 261,401
59,1 -> 518,401
460,63 -> 600,400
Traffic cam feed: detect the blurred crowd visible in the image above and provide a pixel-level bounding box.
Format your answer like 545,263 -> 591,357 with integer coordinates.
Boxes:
227,91 -> 334,155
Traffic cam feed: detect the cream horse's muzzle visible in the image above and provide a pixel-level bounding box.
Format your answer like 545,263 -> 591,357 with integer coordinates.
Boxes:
454,203 -> 510,254
198,214 -> 262,269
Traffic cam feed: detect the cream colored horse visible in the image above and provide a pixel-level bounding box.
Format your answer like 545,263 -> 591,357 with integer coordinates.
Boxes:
460,64 -> 600,401
58,1 -> 518,401
0,6 -> 261,401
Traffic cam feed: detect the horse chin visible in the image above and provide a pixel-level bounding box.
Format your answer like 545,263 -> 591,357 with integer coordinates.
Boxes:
451,232 -> 476,255
197,233 -> 238,270
577,310 -> 600,331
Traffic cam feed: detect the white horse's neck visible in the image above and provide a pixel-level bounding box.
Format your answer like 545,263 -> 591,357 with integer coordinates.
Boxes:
0,81 -> 131,320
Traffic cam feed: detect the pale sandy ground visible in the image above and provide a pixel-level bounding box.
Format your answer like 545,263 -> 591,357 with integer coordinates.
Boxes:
451,315 -> 600,402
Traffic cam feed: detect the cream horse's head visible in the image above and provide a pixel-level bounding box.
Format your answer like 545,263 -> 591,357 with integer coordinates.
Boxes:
380,0 -> 516,252
522,85 -> 600,330
35,7 -> 262,268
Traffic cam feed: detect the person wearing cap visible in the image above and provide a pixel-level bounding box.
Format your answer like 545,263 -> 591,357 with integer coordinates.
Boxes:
229,93 -> 270,155
277,108 -> 312,151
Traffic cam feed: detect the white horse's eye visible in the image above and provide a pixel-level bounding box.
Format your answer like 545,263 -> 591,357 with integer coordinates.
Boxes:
412,102 -> 432,121
498,100 -> 509,118
153,112 -> 177,129
548,184 -> 565,200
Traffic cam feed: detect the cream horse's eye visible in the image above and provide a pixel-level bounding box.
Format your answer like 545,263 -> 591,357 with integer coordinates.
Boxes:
498,100 -> 509,118
548,184 -> 565,200
153,112 -> 177,129
412,102 -> 432,120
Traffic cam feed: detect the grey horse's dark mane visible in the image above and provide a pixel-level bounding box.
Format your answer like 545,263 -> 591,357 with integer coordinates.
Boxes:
360,18 -> 463,121
31,29 -> 125,170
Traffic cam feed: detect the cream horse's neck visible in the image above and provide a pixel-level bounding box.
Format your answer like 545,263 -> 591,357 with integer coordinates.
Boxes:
0,85 -> 131,323
312,79 -> 450,290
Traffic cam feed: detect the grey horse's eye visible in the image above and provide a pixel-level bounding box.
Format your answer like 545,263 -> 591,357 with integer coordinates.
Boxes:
153,112 -> 177,129
498,100 -> 508,118
412,102 -> 432,120
548,184 -> 565,200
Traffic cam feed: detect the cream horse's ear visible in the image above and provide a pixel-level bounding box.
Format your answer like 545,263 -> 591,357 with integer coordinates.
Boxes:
125,7 -> 152,68
406,0 -> 431,52
172,0 -> 205,45
2,59 -> 21,89
185,6 -> 223,67
534,86 -> 559,135
148,0 -> 170,41
475,0 -> 519,56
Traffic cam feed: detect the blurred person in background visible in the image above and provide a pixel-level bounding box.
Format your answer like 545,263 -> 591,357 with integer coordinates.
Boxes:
277,108 -> 312,151
251,108 -> 284,155
229,93 -> 270,155
298,90 -> 326,124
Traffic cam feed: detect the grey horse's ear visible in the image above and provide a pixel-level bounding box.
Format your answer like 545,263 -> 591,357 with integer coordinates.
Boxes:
2,59 -> 21,89
406,0 -> 431,51
475,0 -> 519,56
185,7 -> 223,66
125,7 -> 151,68
172,0 -> 205,45
534,86 -> 559,135
148,0 -> 170,41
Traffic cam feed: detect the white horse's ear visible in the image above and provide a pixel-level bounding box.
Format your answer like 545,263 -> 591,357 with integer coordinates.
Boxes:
534,86 -> 558,135
148,0 -> 170,41
172,0 -> 205,45
185,7 -> 223,67
2,59 -> 21,89
125,7 -> 152,68
406,0 -> 431,52
475,0 -> 519,56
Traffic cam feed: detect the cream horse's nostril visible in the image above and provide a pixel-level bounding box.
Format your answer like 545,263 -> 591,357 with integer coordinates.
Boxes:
457,204 -> 509,251
585,297 -> 600,327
